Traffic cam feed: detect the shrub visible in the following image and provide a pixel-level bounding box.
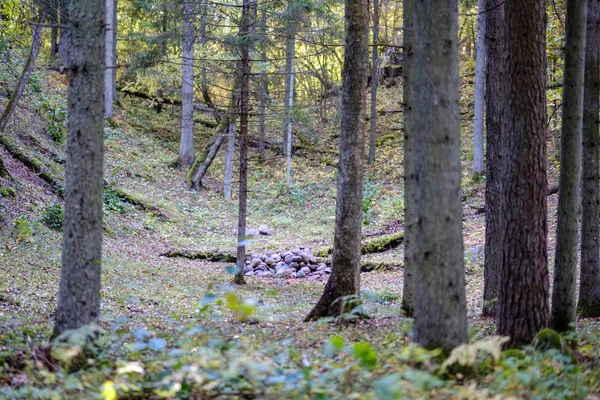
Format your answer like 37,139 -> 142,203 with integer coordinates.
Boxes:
41,203 -> 64,231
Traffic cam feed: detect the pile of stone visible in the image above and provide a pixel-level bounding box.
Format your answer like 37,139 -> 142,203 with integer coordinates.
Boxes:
244,248 -> 331,279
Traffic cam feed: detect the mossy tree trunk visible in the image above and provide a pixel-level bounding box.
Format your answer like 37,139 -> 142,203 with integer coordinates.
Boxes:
305,0 -> 369,321
579,0 -> 600,318
498,0 -> 549,348
53,0 -> 105,337
551,0 -> 587,332
411,0 -> 467,353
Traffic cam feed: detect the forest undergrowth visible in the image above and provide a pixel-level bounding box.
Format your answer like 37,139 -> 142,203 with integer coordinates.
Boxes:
0,69 -> 599,399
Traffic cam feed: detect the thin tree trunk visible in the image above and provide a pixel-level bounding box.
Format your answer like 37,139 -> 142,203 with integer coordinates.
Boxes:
283,4 -> 295,186
104,0 -> 115,118
179,0 -> 195,169
368,0 -> 379,165
472,0 -> 486,176
53,0 -> 105,337
305,0 -> 369,321
551,0 -> 587,332
112,0 -> 118,102
0,17 -> 44,132
50,0 -> 58,61
234,0 -> 256,285
498,0 -> 549,348
482,0 -> 504,317
258,8 -> 267,160
224,120 -> 236,199
411,0 -> 467,353
187,119 -> 228,190
401,0 -> 415,318
58,0 -> 69,67
579,0 -> 600,318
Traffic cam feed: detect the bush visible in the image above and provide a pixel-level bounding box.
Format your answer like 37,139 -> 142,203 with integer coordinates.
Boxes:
41,203 -> 64,231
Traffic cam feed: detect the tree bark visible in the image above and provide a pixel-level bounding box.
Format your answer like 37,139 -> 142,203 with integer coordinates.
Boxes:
368,0 -> 379,165
578,0 -> 600,318
482,0 -> 504,317
0,14 -> 44,132
411,0 -> 467,353
283,0 -> 295,186
223,120 -> 236,199
50,0 -> 58,61
401,0 -> 415,318
305,0 -> 369,321
258,8 -> 268,160
497,0 -> 549,348
179,0 -> 196,169
104,0 -> 115,118
551,0 -> 587,332
472,0 -> 486,176
187,120 -> 227,190
58,0 -> 69,67
53,0 -> 105,337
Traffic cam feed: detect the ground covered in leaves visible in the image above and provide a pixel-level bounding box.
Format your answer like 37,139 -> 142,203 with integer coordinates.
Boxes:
0,69 -> 599,399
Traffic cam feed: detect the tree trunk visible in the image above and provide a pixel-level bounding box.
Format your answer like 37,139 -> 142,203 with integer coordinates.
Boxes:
112,0 -> 118,102
223,120 -> 236,199
498,0 -> 549,348
179,0 -> 196,169
305,0 -> 369,321
551,0 -> 587,332
104,0 -> 115,118
401,0 -> 415,318
283,3 -> 295,186
0,15 -> 44,132
234,0 -> 256,285
50,0 -> 58,61
53,0 -> 105,337
187,120 -> 227,190
411,0 -> 467,353
258,8 -> 267,160
368,0 -> 379,165
472,0 -> 486,176
482,0 -> 504,317
579,0 -> 600,318
58,0 -> 69,67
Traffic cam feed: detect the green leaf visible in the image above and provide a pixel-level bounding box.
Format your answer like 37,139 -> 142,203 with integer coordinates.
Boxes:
374,374 -> 403,400
352,342 -> 377,368
148,337 -> 167,351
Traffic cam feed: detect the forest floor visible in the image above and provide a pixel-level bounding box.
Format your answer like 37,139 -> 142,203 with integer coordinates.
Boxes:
0,71 -> 599,399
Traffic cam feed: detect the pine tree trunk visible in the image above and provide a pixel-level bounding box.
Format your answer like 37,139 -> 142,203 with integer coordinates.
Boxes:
58,0 -> 69,67
53,0 -> 105,337
223,121 -> 236,199
50,0 -> 58,61
0,16 -> 44,132
472,0 -> 486,176
578,0 -> 600,318
258,9 -> 267,160
104,0 -> 115,118
551,0 -> 587,332
482,0 -> 504,317
283,5 -> 295,186
179,1 -> 196,169
112,0 -> 118,102
498,0 -> 549,348
305,0 -> 369,321
368,0 -> 379,165
411,0 -> 467,353
401,0 -> 415,318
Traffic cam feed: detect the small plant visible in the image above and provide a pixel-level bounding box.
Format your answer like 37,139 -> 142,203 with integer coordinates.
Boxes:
47,108 -> 67,144
103,186 -> 128,213
362,176 -> 380,225
41,203 -> 64,231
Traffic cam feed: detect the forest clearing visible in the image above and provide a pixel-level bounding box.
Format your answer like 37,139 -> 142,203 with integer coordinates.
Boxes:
1,0 -> 600,398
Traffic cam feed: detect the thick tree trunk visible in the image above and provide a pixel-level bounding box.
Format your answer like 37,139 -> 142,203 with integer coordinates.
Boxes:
234,0 -> 256,285
179,1 -> 196,169
53,0 -> 105,337
498,0 -> 549,348
305,0 -> 369,321
472,0 -> 486,176
411,0 -> 467,353
368,0 -> 379,165
482,0 -> 504,317
401,0 -> 415,318
0,17 -> 44,132
104,0 -> 115,118
283,3 -> 295,186
223,121 -> 236,199
551,0 -> 587,332
578,0 -> 600,317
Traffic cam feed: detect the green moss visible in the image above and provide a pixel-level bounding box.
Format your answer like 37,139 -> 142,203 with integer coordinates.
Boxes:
533,329 -> 569,354
0,185 -> 16,198
361,232 -> 404,254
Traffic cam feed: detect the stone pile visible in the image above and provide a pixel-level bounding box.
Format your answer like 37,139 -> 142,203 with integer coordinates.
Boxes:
244,248 -> 331,279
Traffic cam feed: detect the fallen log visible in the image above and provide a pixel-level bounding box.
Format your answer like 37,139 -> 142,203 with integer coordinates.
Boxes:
315,231 -> 404,257
160,249 -> 237,262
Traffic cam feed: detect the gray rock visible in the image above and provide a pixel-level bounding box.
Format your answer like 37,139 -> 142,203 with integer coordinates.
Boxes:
289,262 -> 300,269
282,269 -> 295,277
299,262 -> 306,268
308,256 -> 318,264
262,271 -> 274,277
292,249 -> 302,256
309,264 -> 318,271
301,267 -> 311,275
250,258 -> 262,268
256,263 -> 268,271
245,271 -> 255,276
258,225 -> 273,235
275,272 -> 284,278
324,268 -> 332,274
276,263 -> 288,271
255,271 -> 265,277
317,265 -> 327,272
265,257 -> 276,265
302,248 -> 313,257
296,270 -> 306,278
266,250 -> 275,257
247,228 -> 260,236
244,266 -> 253,273
291,255 -> 303,263
284,254 -> 295,264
